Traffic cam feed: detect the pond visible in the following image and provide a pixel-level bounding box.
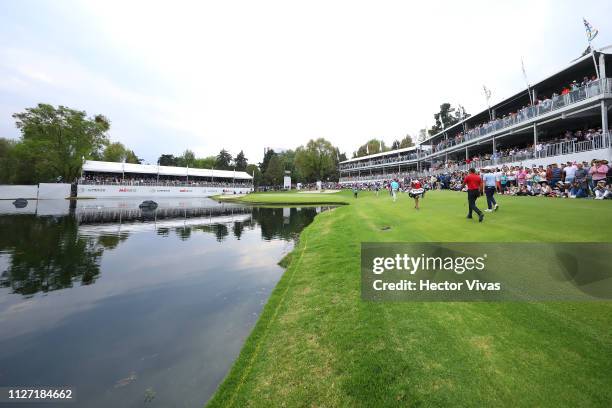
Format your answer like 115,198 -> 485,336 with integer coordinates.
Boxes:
0,198 -> 327,407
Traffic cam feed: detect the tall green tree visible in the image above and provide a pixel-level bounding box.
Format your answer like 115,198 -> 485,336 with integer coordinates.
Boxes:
399,134 -> 414,148
0,138 -> 19,184
353,139 -> 387,158
194,156 -> 216,169
12,104 -> 110,182
260,148 -> 276,174
294,138 -> 337,182
428,103 -> 468,136
215,149 -> 232,170
234,150 -> 248,171
177,149 -> 196,167
102,142 -> 140,163
246,163 -> 262,186
264,155 -> 284,186
158,154 -> 178,166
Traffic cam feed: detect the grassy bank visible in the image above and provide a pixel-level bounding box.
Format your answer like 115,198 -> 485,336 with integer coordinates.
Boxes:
216,191 -> 349,205
208,190 -> 612,407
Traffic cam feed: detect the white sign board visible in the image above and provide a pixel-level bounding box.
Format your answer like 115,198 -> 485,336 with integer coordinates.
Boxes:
283,176 -> 292,190
316,181 -> 322,191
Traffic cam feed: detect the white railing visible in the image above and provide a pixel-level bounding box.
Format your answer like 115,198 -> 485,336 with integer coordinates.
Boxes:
340,79 -> 610,173
79,179 -> 253,188
340,133 -> 611,182
427,78 -> 610,156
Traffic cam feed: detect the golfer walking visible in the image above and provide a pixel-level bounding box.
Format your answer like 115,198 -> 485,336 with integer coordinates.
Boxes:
463,168 -> 484,222
390,179 -> 399,202
482,169 -> 499,212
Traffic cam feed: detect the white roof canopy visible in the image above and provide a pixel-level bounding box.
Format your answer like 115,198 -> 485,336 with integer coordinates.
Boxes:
82,160 -> 253,180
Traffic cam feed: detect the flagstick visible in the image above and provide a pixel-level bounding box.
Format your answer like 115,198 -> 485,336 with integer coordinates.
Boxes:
590,43 -> 600,79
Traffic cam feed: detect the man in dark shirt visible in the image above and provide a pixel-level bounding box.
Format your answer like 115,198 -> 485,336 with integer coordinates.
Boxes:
463,168 -> 484,222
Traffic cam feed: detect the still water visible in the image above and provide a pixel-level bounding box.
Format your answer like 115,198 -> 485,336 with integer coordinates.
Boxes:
0,198 -> 325,407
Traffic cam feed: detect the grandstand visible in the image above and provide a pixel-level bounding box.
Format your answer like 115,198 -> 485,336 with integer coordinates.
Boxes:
77,160 -> 253,198
339,50 -> 612,184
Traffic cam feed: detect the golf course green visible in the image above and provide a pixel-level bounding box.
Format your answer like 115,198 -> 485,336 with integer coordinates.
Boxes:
208,190 -> 612,407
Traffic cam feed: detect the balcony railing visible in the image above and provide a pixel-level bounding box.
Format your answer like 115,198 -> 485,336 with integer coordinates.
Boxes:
340,133 -> 610,182
427,78 -> 611,157
78,179 -> 253,188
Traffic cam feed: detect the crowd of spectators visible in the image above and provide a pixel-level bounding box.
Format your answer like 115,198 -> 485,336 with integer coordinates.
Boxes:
339,151 -> 421,171
341,157 -> 611,200
430,77 -> 606,154
431,159 -> 611,199
79,174 -> 253,189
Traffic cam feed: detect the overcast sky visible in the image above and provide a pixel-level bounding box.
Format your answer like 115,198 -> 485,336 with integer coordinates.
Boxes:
1,0 -> 610,164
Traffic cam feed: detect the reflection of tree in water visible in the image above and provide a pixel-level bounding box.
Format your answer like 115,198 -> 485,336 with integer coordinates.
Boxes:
233,222 -> 244,240
0,215 -> 108,297
251,207 -> 320,241
0,207 -> 324,296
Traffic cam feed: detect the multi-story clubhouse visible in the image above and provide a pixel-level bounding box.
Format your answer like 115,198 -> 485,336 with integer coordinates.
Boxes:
339,49 -> 612,184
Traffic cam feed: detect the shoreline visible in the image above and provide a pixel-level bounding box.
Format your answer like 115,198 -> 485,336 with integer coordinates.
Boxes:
207,190 -> 612,407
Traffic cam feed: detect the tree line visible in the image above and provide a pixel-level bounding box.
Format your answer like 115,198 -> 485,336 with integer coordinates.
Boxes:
0,103 -> 349,186
350,102 -> 469,158
0,103 -> 142,184
0,101 -> 469,186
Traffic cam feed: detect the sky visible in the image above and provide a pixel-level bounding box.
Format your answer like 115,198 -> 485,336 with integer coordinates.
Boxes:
1,0 -> 611,164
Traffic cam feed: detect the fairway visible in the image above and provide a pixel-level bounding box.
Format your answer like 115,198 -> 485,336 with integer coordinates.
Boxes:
209,190 -> 612,407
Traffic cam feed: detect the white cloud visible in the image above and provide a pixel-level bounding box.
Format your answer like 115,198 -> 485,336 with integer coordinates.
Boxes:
1,0 -> 611,163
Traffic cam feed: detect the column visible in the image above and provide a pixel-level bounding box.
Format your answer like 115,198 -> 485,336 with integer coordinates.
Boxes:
533,123 -> 538,158
603,101 -> 610,150
465,146 -> 469,160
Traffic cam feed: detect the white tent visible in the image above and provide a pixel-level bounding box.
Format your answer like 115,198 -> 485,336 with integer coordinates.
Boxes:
82,160 -> 252,180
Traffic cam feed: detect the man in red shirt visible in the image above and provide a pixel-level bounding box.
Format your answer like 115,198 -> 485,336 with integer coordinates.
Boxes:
463,168 -> 485,222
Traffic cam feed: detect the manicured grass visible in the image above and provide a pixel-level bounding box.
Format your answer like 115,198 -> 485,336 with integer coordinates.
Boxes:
217,191 -> 350,205
208,190 -> 612,407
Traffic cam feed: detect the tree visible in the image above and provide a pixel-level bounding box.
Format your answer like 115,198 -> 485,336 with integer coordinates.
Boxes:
264,155 -> 284,186
353,139 -> 387,158
179,149 -> 196,167
399,135 -> 414,148
124,150 -> 141,164
194,156 -> 216,169
102,142 -> 140,163
391,140 -> 400,150
294,138 -> 337,182
234,150 -> 248,171
417,128 -> 428,143
246,163 -> 262,186
0,138 -> 19,184
260,148 -> 276,174
12,104 -> 110,182
428,103 -> 468,136
215,149 -> 232,170
158,154 -> 177,166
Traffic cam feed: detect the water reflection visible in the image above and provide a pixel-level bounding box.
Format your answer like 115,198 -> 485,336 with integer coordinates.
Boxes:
0,216 -> 103,296
0,198 -> 329,407
1,200 -> 326,298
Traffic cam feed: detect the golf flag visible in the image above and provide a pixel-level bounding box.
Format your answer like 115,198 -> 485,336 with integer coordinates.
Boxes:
583,18 -> 598,43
